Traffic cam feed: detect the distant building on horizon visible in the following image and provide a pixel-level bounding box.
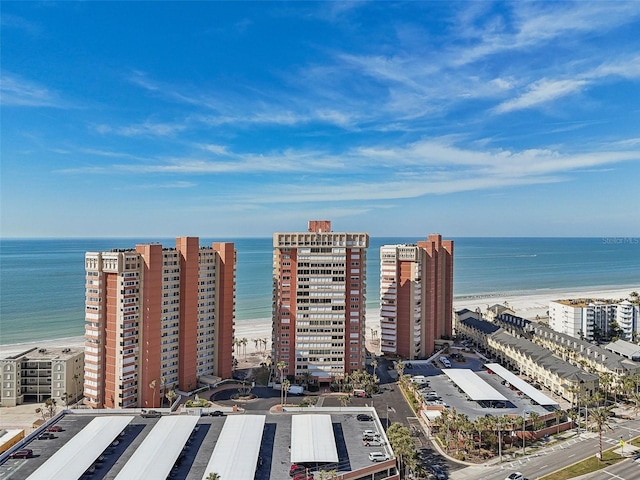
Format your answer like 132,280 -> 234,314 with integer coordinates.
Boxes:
549,298 -> 639,342
83,237 -> 235,409
379,234 -> 454,359
271,220 -> 369,384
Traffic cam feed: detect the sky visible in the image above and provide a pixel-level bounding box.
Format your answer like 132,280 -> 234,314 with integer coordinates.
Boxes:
2,1 -> 640,238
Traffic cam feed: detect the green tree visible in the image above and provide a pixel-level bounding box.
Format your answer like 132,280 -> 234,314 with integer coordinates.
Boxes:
43,397 -> 57,420
338,395 -> 350,407
591,406 -> 614,461
206,473 -> 221,480
395,360 -> 405,379
282,379 -> 291,406
554,409 -> 565,435
166,389 -> 177,407
387,422 -> 417,478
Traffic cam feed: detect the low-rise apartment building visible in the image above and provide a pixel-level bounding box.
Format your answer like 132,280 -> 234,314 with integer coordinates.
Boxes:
456,317 -> 599,403
531,324 -> 640,382
1,347 -> 84,407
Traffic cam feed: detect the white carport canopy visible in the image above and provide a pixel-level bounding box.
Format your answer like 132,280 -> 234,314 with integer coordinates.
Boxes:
27,416 -> 134,480
290,414 -> 339,463
115,415 -> 200,480
443,369 -> 508,401
485,363 -> 559,406
202,415 -> 266,480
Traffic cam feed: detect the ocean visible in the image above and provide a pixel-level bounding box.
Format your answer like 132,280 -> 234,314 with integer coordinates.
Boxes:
1,237 -> 638,345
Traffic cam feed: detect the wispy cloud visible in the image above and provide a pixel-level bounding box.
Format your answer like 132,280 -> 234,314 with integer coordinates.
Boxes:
94,120 -> 186,137
495,79 -> 588,113
1,74 -> 70,108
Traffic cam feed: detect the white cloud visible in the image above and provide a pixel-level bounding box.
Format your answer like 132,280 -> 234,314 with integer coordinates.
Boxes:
0,74 -> 69,108
494,79 -> 588,114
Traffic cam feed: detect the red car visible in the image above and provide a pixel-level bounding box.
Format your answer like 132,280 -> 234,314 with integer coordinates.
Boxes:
47,425 -> 63,432
9,449 -> 33,459
293,474 -> 314,480
290,464 -> 308,476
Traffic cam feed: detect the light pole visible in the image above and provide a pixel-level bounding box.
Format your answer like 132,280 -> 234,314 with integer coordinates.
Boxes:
522,411 -> 532,457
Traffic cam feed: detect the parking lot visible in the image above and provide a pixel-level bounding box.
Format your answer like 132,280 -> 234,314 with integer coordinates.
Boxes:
403,350 -> 552,421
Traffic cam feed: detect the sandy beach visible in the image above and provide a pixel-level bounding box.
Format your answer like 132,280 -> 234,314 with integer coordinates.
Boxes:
1,286 -> 636,362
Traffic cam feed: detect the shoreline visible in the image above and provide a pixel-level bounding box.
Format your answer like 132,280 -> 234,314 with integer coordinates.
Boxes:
1,285 -> 637,360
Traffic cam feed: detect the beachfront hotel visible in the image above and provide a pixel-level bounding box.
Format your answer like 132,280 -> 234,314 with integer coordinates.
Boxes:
83,238 -> 235,409
272,221 -> 369,384
379,235 -> 454,359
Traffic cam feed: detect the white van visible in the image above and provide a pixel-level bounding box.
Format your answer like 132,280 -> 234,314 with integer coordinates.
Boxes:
411,375 -> 428,385
439,356 -> 451,368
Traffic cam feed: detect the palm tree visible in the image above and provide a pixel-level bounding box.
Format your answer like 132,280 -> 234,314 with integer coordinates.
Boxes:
206,473 -> 221,480
630,393 -> 640,419
160,376 -> 167,407
61,392 -> 70,408
282,379 -> 291,406
44,397 -> 57,419
72,373 -> 80,407
338,395 -> 350,407
395,360 -> 405,379
253,338 -> 259,352
591,405 -> 614,461
474,416 -> 490,451
149,379 -> 157,408
241,337 -> 248,359
166,389 -> 177,408
276,360 -> 286,404
554,409 -> 565,434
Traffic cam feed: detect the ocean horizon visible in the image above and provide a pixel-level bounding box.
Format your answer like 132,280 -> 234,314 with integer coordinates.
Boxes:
1,237 -> 639,345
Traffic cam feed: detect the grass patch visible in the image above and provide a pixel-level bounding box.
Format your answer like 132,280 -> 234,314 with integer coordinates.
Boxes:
540,437 -> 640,480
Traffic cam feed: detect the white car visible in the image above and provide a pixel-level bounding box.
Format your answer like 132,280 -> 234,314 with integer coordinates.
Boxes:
505,473 -> 527,480
363,438 -> 386,446
362,430 -> 380,438
368,452 -> 390,462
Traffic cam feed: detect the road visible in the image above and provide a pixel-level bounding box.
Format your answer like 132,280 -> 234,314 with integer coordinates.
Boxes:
450,415 -> 640,480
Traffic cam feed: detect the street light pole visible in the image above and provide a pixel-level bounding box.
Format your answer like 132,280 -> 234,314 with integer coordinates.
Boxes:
522,411 -> 531,457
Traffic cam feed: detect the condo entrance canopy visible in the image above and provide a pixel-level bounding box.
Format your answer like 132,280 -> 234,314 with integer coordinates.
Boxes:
27,416 -> 135,480
485,363 -> 559,406
443,368 -> 508,401
290,414 -> 339,463
202,414 -> 266,480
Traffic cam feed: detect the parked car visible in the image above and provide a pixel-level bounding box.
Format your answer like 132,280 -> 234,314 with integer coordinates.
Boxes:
290,464 -> 309,476
505,473 -> 527,480
357,414 -> 373,421
46,425 -> 63,432
363,438 -> 386,446
141,410 -> 162,418
430,465 -> 447,479
293,474 -> 314,480
9,449 -> 33,459
368,452 -> 390,462
362,429 -> 380,438
210,410 -> 225,417
38,432 -> 56,440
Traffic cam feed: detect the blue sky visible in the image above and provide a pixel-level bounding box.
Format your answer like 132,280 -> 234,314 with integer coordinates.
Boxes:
2,1 -> 639,238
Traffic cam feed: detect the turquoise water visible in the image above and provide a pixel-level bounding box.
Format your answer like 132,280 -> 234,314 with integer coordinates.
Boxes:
1,237 -> 638,344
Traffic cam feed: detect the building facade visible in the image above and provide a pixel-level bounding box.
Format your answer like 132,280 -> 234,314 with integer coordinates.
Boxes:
1,347 -> 84,407
549,299 -> 639,341
84,238 -> 235,409
272,221 -> 369,383
379,235 -> 454,359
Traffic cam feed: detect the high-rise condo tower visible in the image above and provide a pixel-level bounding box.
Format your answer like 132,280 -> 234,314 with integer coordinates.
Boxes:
84,237 -> 235,409
272,221 -> 369,385
380,234 -> 454,359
